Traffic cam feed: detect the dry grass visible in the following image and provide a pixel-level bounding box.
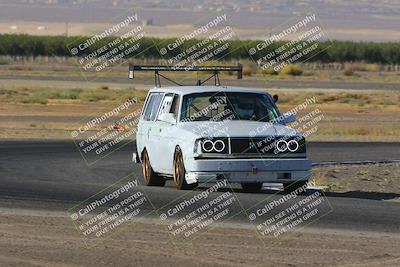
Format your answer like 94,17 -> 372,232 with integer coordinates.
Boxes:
0,87 -> 399,141
323,124 -> 400,137
0,86 -> 147,105
309,169 -> 341,192
275,91 -> 399,107
344,62 -> 381,72
1,59 -> 400,84
273,90 -> 400,141
310,169 -> 329,185
242,64 -> 253,76
280,64 -> 303,76
261,68 -> 278,75
343,62 -> 382,76
307,169 -> 338,192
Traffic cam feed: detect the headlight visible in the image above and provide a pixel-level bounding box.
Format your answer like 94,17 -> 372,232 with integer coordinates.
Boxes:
274,136 -> 306,154
287,139 -> 299,152
194,138 -> 228,154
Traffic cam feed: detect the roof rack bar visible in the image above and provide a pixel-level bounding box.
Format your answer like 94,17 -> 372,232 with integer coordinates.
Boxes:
128,63 -> 242,87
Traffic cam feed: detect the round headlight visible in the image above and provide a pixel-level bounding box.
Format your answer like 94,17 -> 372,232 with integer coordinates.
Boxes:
276,139 -> 288,152
202,139 -> 214,152
213,140 -> 225,152
287,139 -> 299,152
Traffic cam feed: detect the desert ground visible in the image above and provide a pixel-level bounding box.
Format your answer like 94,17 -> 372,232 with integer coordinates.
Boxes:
0,211 -> 399,267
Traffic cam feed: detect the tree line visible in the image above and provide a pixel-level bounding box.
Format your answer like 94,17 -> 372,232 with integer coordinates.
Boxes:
0,34 -> 399,64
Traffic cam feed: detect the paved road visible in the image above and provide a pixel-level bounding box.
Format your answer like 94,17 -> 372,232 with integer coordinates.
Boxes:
0,141 -> 399,234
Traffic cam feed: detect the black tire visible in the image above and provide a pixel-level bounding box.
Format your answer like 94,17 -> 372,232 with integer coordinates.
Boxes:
283,181 -> 308,193
241,182 -> 263,193
142,150 -> 165,186
173,147 -> 198,190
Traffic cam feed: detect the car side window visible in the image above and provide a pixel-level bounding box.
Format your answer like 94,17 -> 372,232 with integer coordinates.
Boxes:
158,94 -> 174,116
157,94 -> 180,119
158,93 -> 179,123
170,94 -> 180,117
142,93 -> 163,121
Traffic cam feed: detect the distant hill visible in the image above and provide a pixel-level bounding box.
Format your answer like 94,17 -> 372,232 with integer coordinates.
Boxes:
0,0 -> 399,41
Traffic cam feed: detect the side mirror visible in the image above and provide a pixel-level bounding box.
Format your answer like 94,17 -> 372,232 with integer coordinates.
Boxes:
282,112 -> 296,124
158,113 -> 176,124
273,94 -> 279,103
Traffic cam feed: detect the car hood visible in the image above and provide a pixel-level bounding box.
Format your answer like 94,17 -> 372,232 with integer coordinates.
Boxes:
177,120 -> 300,138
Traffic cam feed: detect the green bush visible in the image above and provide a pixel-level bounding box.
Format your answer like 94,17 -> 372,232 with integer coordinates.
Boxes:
343,69 -> 355,76
280,64 -> 303,76
80,90 -> 110,102
98,85 -> 109,90
0,88 -> 16,95
21,94 -> 48,104
261,68 -> 278,75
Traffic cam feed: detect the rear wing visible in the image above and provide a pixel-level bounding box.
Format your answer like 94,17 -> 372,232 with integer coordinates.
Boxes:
128,64 -> 243,87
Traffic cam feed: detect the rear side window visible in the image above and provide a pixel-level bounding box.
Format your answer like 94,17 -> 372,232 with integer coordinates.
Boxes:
158,94 -> 175,115
158,94 -> 180,116
142,93 -> 163,121
170,94 -> 180,117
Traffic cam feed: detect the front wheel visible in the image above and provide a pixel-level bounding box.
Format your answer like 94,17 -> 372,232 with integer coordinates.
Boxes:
283,181 -> 308,193
173,147 -> 198,190
142,150 -> 165,186
241,182 -> 263,193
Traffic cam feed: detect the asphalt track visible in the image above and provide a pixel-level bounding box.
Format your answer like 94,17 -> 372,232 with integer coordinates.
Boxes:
0,140 -> 399,234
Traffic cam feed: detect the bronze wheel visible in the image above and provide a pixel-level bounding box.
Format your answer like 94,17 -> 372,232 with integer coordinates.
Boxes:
173,147 -> 197,190
142,150 -> 165,186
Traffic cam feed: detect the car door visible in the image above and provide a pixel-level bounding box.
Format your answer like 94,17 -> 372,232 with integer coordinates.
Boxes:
139,92 -> 164,171
154,93 -> 180,174
136,92 -> 152,154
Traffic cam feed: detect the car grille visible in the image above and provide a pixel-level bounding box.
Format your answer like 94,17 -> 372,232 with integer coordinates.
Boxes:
230,136 -> 306,155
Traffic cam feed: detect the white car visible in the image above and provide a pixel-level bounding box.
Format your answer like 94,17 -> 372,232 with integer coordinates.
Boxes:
131,65 -> 311,192
133,85 -> 311,192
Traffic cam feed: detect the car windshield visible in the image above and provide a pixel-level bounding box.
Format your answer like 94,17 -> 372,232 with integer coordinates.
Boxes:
180,92 -> 280,122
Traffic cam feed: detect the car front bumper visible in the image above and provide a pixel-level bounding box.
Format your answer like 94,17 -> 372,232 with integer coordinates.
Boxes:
184,158 -> 311,184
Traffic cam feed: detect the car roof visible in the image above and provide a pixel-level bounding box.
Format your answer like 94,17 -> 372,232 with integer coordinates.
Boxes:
148,86 -> 270,95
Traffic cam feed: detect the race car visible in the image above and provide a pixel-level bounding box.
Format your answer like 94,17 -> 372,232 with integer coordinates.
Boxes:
131,64 -> 311,192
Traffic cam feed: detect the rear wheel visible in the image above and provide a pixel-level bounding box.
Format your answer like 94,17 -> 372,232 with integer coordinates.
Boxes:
173,147 -> 198,190
142,150 -> 165,186
241,182 -> 263,193
283,181 -> 308,193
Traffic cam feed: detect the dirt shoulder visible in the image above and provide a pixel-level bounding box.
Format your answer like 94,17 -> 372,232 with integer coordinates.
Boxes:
0,212 -> 399,267
312,163 -> 400,198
